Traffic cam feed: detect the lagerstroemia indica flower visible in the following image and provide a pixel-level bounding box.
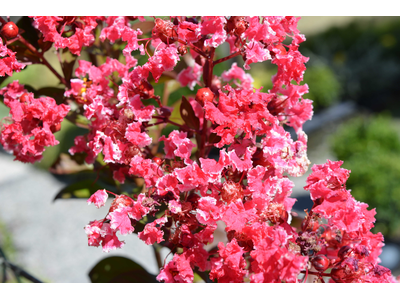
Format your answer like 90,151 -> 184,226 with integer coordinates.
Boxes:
0,16 -> 395,283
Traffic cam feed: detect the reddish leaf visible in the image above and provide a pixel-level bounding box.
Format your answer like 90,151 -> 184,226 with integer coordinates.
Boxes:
180,96 -> 200,131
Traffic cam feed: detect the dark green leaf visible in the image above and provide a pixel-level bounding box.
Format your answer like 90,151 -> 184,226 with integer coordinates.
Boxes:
61,59 -> 77,84
35,87 -> 65,105
88,256 -> 158,283
53,179 -> 104,201
0,75 -> 8,87
180,96 -> 200,131
23,85 -> 37,94
16,17 -> 40,49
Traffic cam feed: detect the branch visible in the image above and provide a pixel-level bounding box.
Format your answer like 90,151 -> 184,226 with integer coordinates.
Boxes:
18,35 -> 68,86
213,51 -> 241,65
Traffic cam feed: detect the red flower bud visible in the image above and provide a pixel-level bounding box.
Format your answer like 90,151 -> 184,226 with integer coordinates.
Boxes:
330,266 -> 346,283
177,45 -> 187,56
195,87 -> 214,105
312,255 -> 330,272
338,245 -> 352,260
20,93 -> 30,103
50,123 -> 62,133
153,157 -> 163,166
1,22 -> 19,39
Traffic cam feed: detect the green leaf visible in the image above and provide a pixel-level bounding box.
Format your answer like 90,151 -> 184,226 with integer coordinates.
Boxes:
180,96 -> 200,131
16,17 -> 40,49
88,256 -> 158,283
35,87 -> 65,105
53,179 -> 104,201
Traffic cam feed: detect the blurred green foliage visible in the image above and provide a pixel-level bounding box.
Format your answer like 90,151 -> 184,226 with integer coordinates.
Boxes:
331,114 -> 400,237
302,62 -> 341,111
302,18 -> 400,114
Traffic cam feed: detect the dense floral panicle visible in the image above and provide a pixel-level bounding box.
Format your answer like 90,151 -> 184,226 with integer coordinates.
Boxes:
177,63 -> 202,90
243,40 -> 271,70
258,125 -> 310,177
144,45 -> 180,82
65,56 -> 155,174
159,130 -> 195,159
210,239 -> 247,283
73,16 -> 395,283
100,16 -> 144,57
204,86 -> 277,147
248,225 -> 307,283
157,253 -> 194,283
32,16 -> 101,55
0,39 -> 26,76
304,160 -> 350,201
221,63 -> 254,90
138,216 -> 167,245
302,160 -> 396,282
201,16 -> 227,48
0,81 -> 69,163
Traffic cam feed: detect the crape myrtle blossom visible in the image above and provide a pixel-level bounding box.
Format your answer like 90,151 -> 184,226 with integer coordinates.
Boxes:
0,16 -> 395,283
32,16 -> 104,56
0,81 -> 69,163
0,38 -> 26,76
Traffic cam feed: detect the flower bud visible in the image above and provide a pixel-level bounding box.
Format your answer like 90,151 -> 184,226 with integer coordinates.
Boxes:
312,255 -> 330,272
20,93 -> 30,103
50,123 -> 62,133
153,157 -> 163,166
338,245 -> 352,260
330,265 -> 346,283
1,22 -> 19,39
195,87 -> 214,106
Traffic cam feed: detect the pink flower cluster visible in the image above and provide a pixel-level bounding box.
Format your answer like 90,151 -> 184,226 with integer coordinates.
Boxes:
0,16 -> 395,283
32,16 -> 104,55
79,16 -> 310,282
79,16 -> 395,283
302,160 -> 395,282
0,37 -> 25,76
0,81 -> 69,163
